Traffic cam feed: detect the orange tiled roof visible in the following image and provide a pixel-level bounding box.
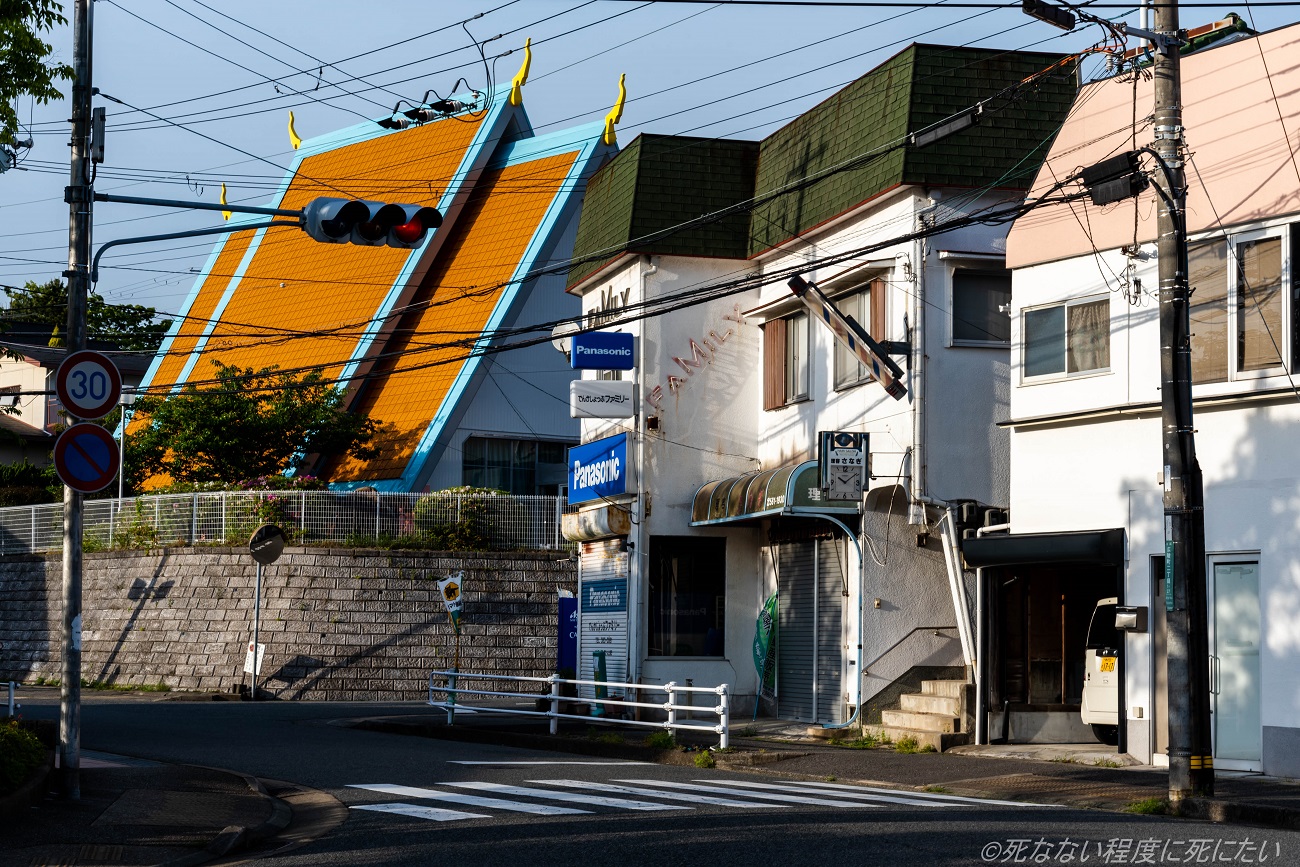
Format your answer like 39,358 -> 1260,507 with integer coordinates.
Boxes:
326,149 -> 580,481
184,116 -> 485,383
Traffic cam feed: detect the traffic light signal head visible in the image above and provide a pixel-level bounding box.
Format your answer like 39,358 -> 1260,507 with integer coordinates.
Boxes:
301,198 -> 443,248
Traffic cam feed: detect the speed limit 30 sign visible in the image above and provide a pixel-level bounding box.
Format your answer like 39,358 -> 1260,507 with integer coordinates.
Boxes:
56,349 -> 122,420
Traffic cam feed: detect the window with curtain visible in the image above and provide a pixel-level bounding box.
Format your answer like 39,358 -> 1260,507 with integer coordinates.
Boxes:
1022,297 -> 1110,379
1187,232 -> 1289,384
763,312 -> 810,409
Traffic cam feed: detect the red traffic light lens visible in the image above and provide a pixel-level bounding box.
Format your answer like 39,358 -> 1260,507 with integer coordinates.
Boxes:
392,217 -> 424,244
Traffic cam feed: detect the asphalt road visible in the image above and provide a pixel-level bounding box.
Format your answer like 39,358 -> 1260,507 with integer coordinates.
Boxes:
15,690 -> 1300,866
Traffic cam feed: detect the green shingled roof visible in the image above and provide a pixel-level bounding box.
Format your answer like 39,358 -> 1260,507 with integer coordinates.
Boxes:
568,45 -> 1074,286
567,135 -> 759,289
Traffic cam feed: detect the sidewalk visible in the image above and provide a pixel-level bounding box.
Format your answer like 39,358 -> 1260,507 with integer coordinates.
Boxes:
348,710 -> 1300,830
0,751 -> 289,867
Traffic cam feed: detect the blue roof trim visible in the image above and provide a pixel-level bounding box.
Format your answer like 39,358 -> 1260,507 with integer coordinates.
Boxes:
335,88 -> 520,391
395,123 -> 614,490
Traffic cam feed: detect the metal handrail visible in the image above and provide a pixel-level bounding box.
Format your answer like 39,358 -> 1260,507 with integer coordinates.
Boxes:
861,625 -> 958,675
427,670 -> 730,748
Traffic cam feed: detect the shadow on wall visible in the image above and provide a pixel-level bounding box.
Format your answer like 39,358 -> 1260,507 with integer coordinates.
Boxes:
94,552 -> 173,686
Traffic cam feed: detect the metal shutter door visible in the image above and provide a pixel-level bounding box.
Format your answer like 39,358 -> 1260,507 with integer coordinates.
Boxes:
777,541 -> 815,721
816,538 -> 846,724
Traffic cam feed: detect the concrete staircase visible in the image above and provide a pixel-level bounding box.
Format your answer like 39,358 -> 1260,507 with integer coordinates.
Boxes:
867,679 -> 971,752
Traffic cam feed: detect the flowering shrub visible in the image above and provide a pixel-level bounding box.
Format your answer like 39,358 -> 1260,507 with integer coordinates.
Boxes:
148,475 -> 328,495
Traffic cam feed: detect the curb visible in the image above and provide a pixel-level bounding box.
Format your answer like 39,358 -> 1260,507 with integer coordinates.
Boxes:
161,768 -> 292,867
344,716 -> 810,767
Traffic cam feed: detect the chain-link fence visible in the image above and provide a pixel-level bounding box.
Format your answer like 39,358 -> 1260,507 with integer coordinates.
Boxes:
0,490 -> 575,555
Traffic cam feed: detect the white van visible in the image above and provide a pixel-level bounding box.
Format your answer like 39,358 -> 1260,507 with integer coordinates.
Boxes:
1081,597 -> 1120,745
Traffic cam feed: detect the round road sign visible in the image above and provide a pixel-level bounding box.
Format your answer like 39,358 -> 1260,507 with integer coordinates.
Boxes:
53,423 -> 121,494
56,350 -> 122,420
249,524 -> 287,565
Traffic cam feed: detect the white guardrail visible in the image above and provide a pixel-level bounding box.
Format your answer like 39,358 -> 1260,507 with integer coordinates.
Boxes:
427,670 -> 730,749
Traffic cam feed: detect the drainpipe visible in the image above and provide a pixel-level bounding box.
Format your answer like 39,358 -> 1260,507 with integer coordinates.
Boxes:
629,255 -> 657,687
973,521 -> 1010,745
907,193 -> 941,525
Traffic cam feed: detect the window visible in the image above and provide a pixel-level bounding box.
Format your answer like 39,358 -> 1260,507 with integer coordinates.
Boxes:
953,269 -> 1011,345
762,311 -> 810,409
461,436 -> 571,495
1023,297 -> 1110,379
1188,231 -> 1290,384
833,279 -> 886,389
648,535 -> 726,657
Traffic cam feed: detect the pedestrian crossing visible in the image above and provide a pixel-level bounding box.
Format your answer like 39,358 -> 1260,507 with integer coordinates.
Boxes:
348,777 -> 1052,825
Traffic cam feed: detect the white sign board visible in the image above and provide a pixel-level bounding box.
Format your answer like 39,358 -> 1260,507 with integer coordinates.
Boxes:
243,641 -> 266,675
570,379 -> 635,418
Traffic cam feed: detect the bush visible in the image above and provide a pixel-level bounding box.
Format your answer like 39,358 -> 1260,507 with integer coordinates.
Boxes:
0,720 -> 48,796
644,730 -> 675,749
0,460 -> 60,506
693,749 -> 716,769
411,488 -> 507,551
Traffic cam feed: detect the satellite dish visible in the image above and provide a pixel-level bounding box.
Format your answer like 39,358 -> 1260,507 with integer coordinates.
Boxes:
551,321 -> 580,358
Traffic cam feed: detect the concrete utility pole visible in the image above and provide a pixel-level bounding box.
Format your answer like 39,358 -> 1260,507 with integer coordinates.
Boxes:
60,0 -> 94,801
1151,0 -> 1214,800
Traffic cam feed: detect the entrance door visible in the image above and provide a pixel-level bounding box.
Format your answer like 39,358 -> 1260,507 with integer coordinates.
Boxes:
776,539 -> 845,723
1211,560 -> 1262,770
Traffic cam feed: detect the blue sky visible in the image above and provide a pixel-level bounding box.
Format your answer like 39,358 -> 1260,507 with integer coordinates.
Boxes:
2,0 -> 1295,315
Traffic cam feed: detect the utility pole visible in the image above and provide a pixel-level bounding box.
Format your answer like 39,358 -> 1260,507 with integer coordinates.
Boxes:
60,0 -> 94,801
1151,0 -> 1214,801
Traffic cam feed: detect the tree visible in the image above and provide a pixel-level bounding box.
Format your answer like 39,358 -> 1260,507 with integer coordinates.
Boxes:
0,1 -> 73,146
126,362 -> 380,486
2,279 -> 172,352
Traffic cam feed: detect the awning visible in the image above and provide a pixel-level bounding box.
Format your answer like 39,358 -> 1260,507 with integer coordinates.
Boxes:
961,528 -> 1125,568
689,461 -> 860,526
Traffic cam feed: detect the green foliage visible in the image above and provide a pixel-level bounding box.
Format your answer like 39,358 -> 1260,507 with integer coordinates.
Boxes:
693,749 -> 716,769
0,719 -> 47,796
110,500 -> 161,550
410,488 -> 507,551
894,735 -> 922,753
146,476 -> 328,495
0,460 -> 60,506
1,280 -> 171,353
595,732 -> 625,745
127,361 -> 379,488
922,785 -> 951,793
643,730 -> 675,749
0,2 -> 73,145
1123,797 -> 1169,815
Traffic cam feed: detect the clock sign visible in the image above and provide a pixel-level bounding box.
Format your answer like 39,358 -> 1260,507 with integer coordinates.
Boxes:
819,430 -> 869,502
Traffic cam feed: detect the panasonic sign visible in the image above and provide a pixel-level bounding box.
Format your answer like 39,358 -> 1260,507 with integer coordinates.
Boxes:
571,331 -> 635,370
567,432 -> 632,505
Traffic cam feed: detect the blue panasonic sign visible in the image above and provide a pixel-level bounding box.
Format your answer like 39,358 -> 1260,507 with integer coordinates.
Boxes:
567,432 -> 631,505
571,331 -> 634,370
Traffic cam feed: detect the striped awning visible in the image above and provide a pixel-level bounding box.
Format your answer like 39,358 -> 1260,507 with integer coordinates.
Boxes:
689,461 -> 860,526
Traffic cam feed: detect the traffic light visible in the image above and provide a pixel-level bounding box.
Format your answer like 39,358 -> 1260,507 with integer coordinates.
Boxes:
301,197 -> 443,248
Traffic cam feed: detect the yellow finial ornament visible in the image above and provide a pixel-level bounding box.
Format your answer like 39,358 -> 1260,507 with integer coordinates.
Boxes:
602,73 -> 626,146
288,111 -> 302,150
509,38 -> 532,107
220,183 -> 231,221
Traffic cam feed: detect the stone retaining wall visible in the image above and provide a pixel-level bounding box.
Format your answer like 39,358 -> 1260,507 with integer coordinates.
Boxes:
0,547 -> 576,701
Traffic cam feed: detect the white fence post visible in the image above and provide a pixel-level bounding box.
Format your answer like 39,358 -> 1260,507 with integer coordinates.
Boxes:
375,493 -> 381,539
665,681 -> 677,741
300,490 -> 307,539
30,505 -> 37,554
191,493 -> 198,544
548,673 -> 560,735
717,685 -> 730,749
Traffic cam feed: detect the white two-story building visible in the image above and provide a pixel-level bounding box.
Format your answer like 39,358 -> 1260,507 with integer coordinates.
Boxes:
993,23 -> 1300,773
562,44 -> 1075,739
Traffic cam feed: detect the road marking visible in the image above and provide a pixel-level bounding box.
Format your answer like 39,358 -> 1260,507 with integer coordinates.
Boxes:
533,779 -> 775,808
352,803 -> 489,822
448,761 -> 652,766
613,779 -> 879,808
441,781 -> 685,811
348,784 -> 590,815
696,778 -> 944,807
788,779 -> 1057,808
